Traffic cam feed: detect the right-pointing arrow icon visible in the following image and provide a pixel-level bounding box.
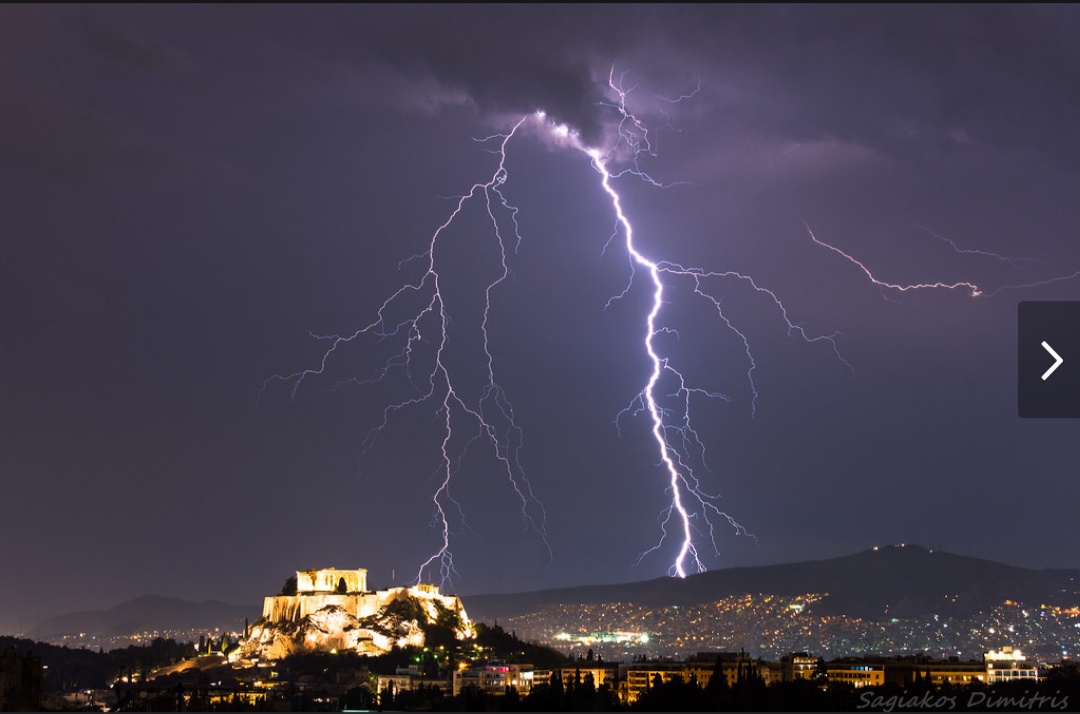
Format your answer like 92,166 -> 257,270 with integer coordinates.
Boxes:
1042,340 -> 1064,380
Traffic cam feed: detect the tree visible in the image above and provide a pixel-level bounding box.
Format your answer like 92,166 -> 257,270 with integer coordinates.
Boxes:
706,657 -> 729,691
566,670 -> 598,711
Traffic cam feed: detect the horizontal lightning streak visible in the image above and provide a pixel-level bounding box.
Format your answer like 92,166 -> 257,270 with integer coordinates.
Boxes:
803,218 -> 1080,299
802,219 -> 983,297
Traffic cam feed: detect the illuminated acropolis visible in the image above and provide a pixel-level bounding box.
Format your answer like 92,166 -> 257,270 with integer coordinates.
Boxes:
242,567 -> 472,660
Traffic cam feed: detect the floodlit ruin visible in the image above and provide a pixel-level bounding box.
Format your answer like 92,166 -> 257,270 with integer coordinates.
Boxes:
239,568 -> 472,661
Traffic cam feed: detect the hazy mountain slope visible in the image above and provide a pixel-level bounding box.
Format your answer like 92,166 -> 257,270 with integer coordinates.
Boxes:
32,594 -> 256,639
464,546 -> 1080,621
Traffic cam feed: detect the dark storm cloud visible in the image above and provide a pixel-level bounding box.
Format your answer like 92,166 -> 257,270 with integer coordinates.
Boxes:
666,6 -> 1080,166
298,5 -> 1080,167
67,6 -> 1080,166
41,5 -> 627,146
28,4 -> 1079,167
343,6 -> 625,144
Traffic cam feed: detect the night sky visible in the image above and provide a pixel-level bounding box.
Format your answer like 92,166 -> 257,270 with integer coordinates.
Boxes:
4,6 -> 1080,635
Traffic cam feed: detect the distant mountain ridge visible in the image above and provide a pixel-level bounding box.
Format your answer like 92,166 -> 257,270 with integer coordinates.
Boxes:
463,545 -> 1080,622
30,594 -> 257,640
29,547 -> 1080,642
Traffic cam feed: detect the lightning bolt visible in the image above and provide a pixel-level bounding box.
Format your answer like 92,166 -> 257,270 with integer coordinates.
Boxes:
582,73 -> 849,577
802,219 -> 1080,299
262,116 -> 548,588
264,67 -> 1080,587
911,222 -> 1050,269
262,72 -> 850,583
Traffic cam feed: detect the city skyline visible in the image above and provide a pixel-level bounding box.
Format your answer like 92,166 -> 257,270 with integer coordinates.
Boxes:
3,5 -> 1080,635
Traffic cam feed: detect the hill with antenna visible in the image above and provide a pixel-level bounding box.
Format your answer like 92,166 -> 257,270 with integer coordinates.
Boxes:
463,545 -> 1080,621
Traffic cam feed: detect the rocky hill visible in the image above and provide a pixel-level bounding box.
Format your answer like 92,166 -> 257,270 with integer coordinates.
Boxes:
239,585 -> 472,661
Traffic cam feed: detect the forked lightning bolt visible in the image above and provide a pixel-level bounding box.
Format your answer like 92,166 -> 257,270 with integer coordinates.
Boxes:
264,70 -> 1080,585
583,73 -> 848,577
262,116 -> 547,587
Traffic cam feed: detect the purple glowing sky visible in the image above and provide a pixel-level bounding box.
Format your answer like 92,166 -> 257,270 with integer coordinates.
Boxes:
2,5 -> 1080,633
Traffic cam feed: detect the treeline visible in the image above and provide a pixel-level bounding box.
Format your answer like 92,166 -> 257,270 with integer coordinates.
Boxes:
379,668 -> 823,711
623,669 -> 1080,712
472,622 -> 569,668
379,665 -> 1080,712
0,635 -> 194,691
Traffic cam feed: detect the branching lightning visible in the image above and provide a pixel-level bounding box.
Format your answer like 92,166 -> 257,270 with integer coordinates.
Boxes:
264,68 -> 1080,586
802,219 -> 1080,299
911,221 -> 1050,269
262,116 -> 548,587
583,73 -> 850,577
